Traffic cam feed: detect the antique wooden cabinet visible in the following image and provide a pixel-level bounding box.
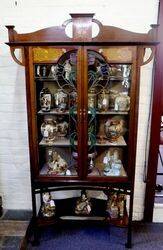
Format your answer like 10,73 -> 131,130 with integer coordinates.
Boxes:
6,14 -> 157,248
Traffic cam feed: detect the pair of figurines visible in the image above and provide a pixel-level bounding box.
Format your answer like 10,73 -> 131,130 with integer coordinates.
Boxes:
103,149 -> 122,176
41,192 -> 56,217
106,192 -> 126,219
75,192 -> 92,215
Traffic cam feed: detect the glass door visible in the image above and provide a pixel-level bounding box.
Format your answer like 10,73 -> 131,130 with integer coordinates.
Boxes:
33,47 -> 82,178
85,47 -> 132,180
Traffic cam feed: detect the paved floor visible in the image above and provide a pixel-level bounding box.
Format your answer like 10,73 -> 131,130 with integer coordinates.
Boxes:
0,210 -> 31,249
1,210 -> 163,250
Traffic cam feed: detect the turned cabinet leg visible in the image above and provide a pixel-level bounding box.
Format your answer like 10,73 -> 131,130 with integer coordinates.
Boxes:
125,223 -> 132,248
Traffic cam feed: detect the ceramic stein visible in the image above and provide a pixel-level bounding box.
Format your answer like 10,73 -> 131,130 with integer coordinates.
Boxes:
114,93 -> 130,111
70,90 -> 77,107
57,120 -> 69,137
109,90 -> 119,109
98,90 -> 109,112
41,117 -> 58,143
88,88 -> 96,109
40,88 -> 52,112
54,89 -> 68,112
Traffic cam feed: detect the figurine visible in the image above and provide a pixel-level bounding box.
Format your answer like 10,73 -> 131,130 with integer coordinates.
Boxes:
106,192 -> 119,219
41,117 -> 58,143
75,193 -> 92,215
103,150 -> 112,175
64,60 -> 71,81
103,149 -> 122,176
47,149 -> 68,175
41,192 -> 56,217
49,65 -> 58,79
98,90 -> 109,112
54,89 -> 68,112
40,88 -> 52,112
117,194 -> 126,217
114,93 -> 130,111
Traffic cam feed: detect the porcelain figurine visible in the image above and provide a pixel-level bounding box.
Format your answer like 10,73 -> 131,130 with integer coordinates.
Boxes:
75,193 -> 92,215
41,117 -> 58,143
49,65 -> 58,79
54,89 -> 68,112
103,149 -> 122,176
88,88 -> 96,109
98,90 -> 109,112
104,118 -> 125,142
114,93 -> 130,111
64,60 -> 71,81
40,88 -> 52,112
106,192 -> 119,219
47,149 -> 68,175
103,150 -> 112,175
41,192 -> 56,217
117,194 -> 126,217
111,150 -> 122,176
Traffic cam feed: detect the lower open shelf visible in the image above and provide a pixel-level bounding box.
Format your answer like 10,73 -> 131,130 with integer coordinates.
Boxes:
37,197 -> 128,228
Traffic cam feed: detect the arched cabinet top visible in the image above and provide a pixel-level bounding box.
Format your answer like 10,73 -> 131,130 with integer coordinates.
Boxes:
6,13 -> 158,46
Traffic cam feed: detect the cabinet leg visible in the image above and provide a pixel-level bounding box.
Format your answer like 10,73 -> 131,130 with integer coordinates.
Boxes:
125,228 -> 132,249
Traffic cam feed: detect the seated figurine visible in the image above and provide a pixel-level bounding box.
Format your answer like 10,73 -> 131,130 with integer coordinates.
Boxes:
75,193 -> 92,215
41,192 -> 56,217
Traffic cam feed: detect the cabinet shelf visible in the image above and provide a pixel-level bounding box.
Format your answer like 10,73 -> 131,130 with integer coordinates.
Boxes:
37,197 -> 128,228
95,136 -> 127,146
38,109 -> 129,116
39,136 -> 126,147
38,109 -> 70,115
39,138 -> 72,147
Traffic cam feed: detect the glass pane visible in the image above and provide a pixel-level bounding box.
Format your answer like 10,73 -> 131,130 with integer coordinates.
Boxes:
87,49 -> 131,178
34,48 -> 78,177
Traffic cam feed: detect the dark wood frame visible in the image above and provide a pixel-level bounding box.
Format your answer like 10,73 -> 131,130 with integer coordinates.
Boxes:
6,14 -> 158,248
144,1 -> 163,222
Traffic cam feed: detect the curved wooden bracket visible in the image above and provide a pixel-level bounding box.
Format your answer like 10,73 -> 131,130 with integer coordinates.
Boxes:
140,46 -> 155,66
10,47 -> 25,66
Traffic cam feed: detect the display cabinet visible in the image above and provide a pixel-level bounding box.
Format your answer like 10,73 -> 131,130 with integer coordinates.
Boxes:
6,14 -> 158,248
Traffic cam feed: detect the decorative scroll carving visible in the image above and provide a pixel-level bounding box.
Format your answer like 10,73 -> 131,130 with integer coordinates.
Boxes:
139,46 -> 155,66
6,14 -> 158,46
10,47 -> 24,66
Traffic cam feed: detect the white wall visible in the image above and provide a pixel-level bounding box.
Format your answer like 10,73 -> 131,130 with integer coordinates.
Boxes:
0,0 -> 159,219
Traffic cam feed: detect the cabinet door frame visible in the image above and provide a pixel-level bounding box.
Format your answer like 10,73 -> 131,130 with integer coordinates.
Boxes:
25,45 -> 85,181
81,45 -> 139,184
